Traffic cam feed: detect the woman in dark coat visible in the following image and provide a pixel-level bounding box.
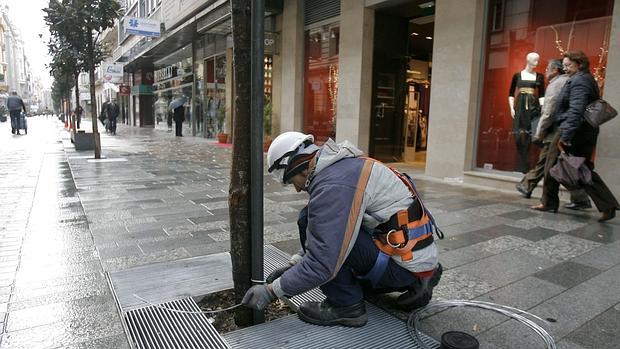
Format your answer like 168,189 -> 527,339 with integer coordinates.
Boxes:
534,50 -> 619,222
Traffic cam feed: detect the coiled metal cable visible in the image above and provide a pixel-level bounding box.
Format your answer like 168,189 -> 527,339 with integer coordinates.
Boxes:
408,300 -> 556,349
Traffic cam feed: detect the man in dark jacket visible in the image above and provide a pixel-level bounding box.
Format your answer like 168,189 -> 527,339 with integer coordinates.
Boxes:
106,99 -> 120,135
173,105 -> 184,137
7,91 -> 26,135
537,50 -> 619,222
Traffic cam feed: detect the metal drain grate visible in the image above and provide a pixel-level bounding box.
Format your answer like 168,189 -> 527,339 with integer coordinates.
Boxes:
224,303 -> 439,349
124,297 -> 230,349
264,245 -> 325,310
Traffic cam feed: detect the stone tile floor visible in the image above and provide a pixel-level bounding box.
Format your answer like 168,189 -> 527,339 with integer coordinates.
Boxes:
0,117 -> 618,348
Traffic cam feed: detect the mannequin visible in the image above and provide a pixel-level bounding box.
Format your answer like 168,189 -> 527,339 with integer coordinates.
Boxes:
508,52 -> 545,173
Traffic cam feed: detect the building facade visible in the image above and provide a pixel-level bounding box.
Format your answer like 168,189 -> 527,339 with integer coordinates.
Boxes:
0,4 -> 38,111
273,0 -> 620,197
107,0 -> 620,197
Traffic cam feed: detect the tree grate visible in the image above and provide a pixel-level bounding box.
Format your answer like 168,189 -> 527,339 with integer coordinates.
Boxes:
124,297 -> 230,349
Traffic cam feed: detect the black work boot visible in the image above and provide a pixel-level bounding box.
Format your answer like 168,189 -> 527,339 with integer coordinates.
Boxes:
297,300 -> 368,327
396,263 -> 443,310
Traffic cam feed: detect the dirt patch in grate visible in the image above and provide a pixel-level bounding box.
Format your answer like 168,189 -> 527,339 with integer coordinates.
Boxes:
198,288 -> 295,333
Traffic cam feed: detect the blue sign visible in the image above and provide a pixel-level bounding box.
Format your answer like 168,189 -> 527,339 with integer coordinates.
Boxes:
124,17 -> 161,38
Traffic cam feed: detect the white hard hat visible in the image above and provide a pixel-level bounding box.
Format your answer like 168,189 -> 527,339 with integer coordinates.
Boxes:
267,131 -> 318,184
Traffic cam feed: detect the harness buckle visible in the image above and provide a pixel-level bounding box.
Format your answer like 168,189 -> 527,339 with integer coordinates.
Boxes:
385,230 -> 401,248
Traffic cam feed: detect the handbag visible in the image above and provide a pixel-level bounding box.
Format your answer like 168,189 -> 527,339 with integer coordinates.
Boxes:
584,99 -> 617,127
549,152 -> 592,190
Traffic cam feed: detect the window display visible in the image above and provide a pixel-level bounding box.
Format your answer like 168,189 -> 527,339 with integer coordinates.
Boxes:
304,25 -> 339,143
476,0 -> 613,172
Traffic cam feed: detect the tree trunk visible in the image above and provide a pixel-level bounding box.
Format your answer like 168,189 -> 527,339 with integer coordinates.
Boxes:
230,0 -> 253,327
87,34 -> 101,159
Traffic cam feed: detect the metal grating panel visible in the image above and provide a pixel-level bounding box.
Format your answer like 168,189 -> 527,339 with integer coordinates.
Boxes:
124,297 -> 231,349
224,303 -> 440,349
304,0 -> 340,26
264,245 -> 325,310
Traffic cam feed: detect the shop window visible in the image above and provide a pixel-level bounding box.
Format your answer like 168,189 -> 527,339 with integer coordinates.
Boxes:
304,24 -> 339,143
476,0 -> 613,173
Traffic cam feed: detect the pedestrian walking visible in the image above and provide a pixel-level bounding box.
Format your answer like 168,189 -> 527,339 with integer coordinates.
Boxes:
534,50 -> 619,222
515,59 -> 590,209
107,99 -> 120,135
100,97 -> 119,135
7,91 -> 26,135
242,132 -> 443,327
170,95 -> 187,137
76,105 -> 83,129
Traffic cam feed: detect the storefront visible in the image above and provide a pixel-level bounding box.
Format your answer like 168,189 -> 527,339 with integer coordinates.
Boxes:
424,0 -> 620,196
193,34 -> 228,138
475,0 -> 614,174
277,0 -> 620,196
152,44 -> 194,133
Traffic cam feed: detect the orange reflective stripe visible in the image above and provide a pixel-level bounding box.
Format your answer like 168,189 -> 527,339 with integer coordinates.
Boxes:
334,159 -> 374,275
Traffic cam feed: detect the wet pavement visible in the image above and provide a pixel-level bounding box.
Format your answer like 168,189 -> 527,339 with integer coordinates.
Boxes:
0,116 -> 618,348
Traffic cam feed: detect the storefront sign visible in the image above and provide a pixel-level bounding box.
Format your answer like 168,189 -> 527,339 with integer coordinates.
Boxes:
102,63 -> 124,83
124,16 -> 161,37
119,85 -> 131,96
154,62 -> 184,83
264,32 -> 279,55
79,92 -> 91,101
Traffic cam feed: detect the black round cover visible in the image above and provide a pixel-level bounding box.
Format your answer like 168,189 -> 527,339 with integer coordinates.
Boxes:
440,331 -> 479,349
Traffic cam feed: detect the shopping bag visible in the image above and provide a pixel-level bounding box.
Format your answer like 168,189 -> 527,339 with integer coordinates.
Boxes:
549,152 -> 592,190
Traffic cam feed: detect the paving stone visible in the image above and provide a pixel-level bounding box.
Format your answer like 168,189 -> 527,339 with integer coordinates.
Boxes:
59,334 -> 130,349
433,269 -> 495,300
527,264 -> 620,339
97,244 -> 143,260
439,235 -> 531,269
556,339 -> 588,349
476,318 -> 554,349
507,215 -> 589,232
519,234 -> 603,262
102,247 -> 192,272
566,222 -> 620,244
451,249 -> 557,289
564,303 -> 620,348
534,261 -> 602,289
435,232 -> 491,251
458,203 -> 522,218
271,239 -> 302,256
575,242 -> 620,270
415,306 -> 506,342
187,213 -> 229,224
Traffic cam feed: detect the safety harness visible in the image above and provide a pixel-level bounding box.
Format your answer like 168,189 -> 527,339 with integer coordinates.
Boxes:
358,163 -> 444,286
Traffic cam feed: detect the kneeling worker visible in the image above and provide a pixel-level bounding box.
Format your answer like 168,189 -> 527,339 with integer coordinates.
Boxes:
242,132 -> 443,327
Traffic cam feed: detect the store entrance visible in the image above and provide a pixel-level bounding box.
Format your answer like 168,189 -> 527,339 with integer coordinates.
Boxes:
370,2 -> 434,167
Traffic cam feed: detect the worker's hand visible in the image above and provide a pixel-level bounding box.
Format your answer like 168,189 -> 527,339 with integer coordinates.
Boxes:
241,284 -> 276,310
510,108 -> 515,119
266,265 -> 292,284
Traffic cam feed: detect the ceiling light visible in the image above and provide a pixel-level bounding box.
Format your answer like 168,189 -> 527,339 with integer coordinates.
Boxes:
425,36 -> 433,40
418,1 -> 435,9
411,32 -> 419,36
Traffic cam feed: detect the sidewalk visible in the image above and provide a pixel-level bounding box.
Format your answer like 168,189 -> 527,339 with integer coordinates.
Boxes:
0,117 -> 618,348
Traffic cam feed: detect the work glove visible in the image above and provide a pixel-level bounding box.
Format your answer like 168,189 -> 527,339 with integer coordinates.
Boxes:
241,284 -> 276,310
266,265 -> 292,284
266,253 -> 303,283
